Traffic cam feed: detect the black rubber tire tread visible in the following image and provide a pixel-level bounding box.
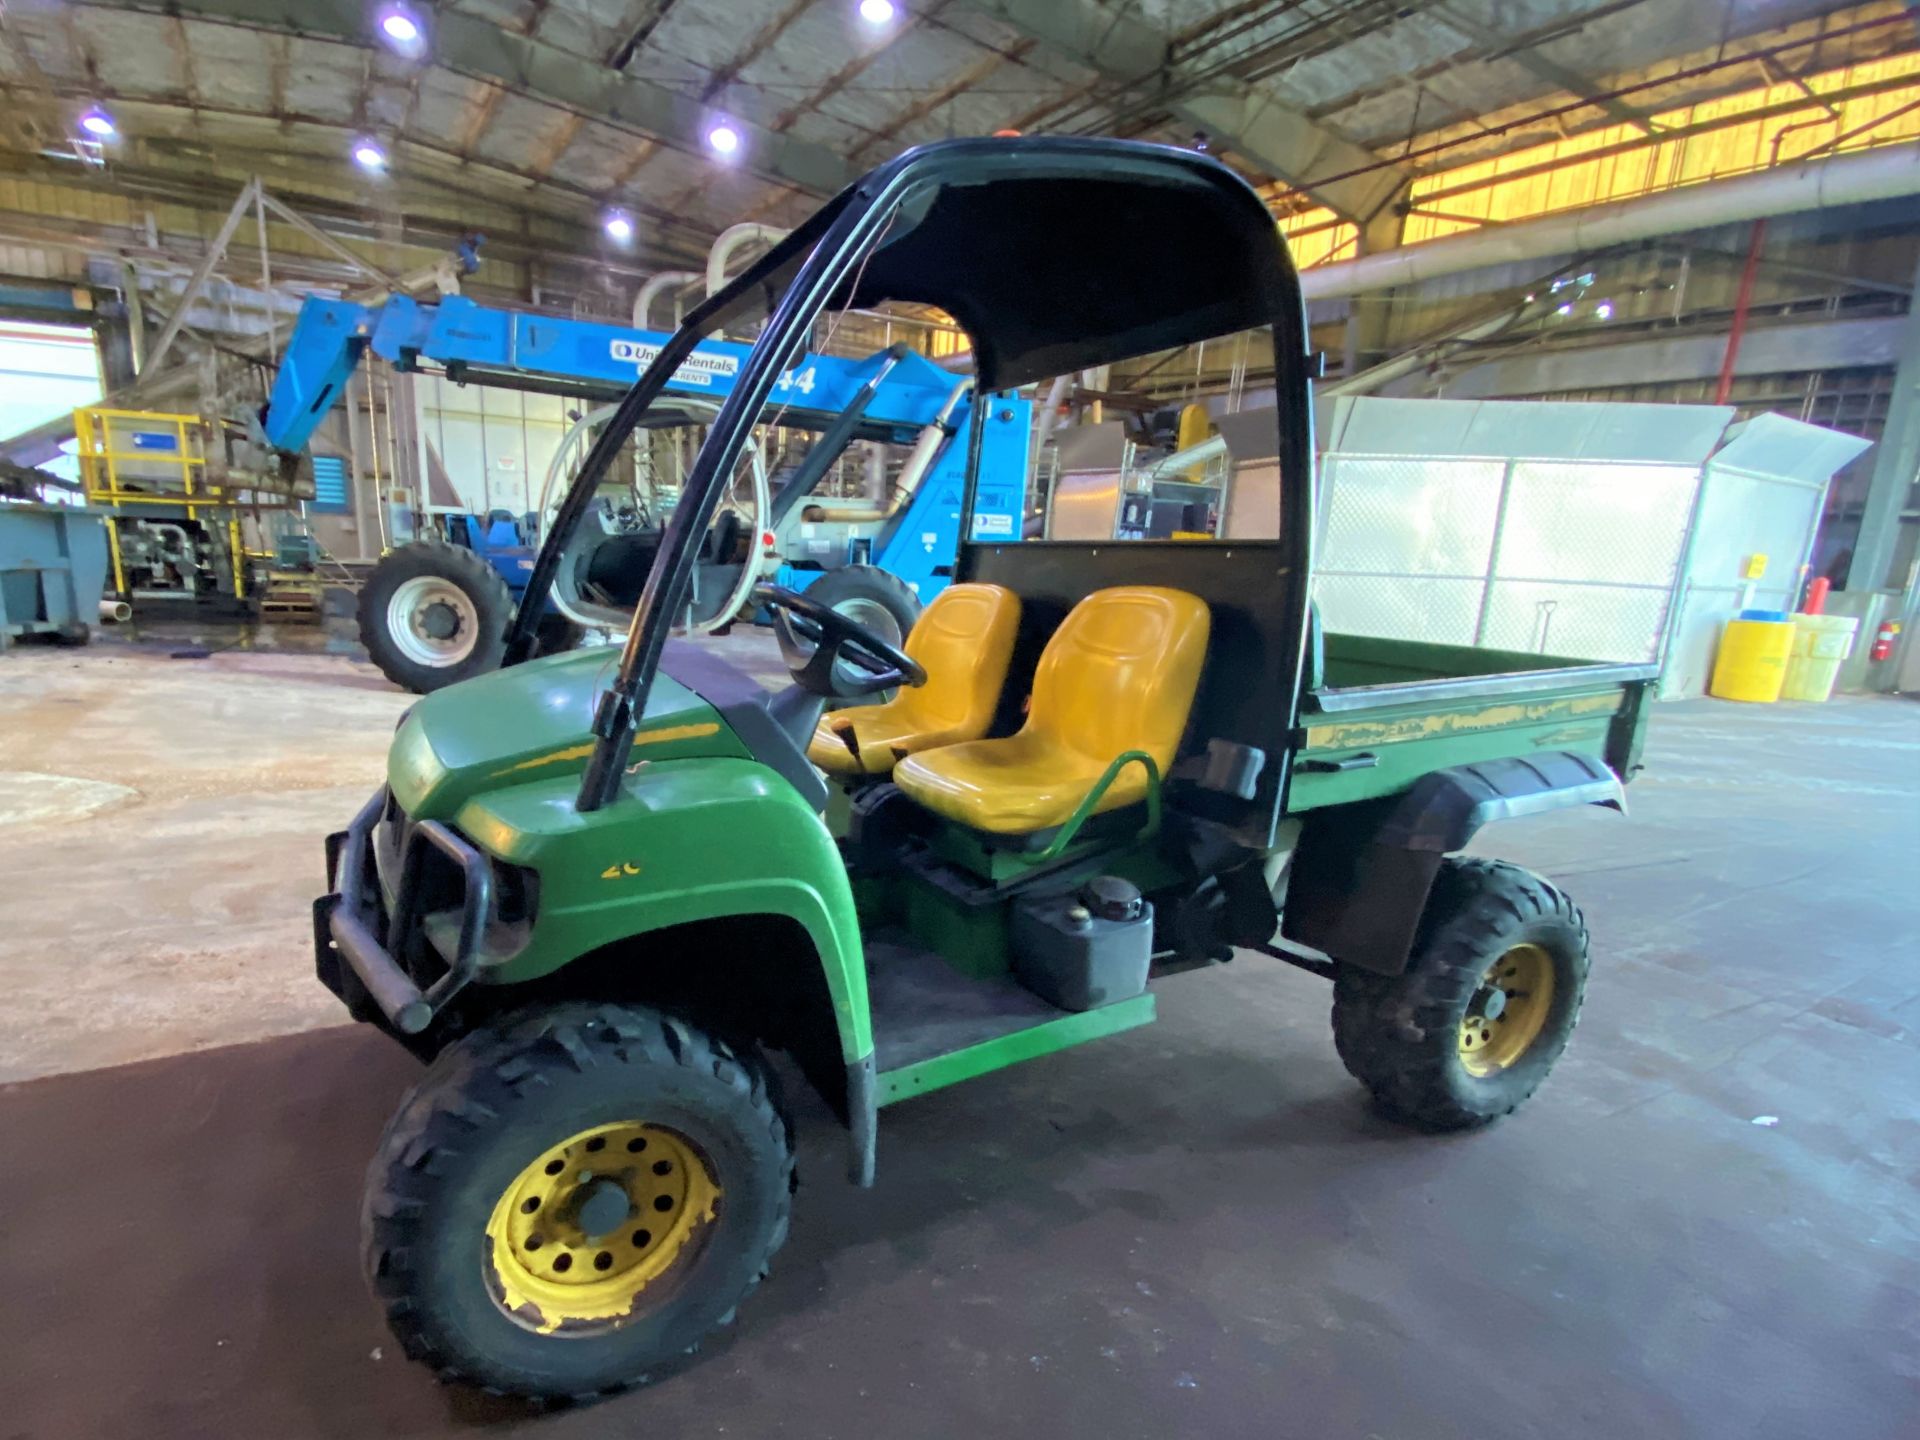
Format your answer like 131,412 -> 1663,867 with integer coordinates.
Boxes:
361,1002 -> 794,1401
801,564 -> 921,641
797,564 -> 922,705
1331,857 -> 1589,1132
356,541 -> 515,694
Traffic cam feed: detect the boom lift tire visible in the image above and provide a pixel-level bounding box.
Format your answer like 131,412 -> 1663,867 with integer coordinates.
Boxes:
1330,858 -> 1589,1132
793,565 -> 922,701
358,541 -> 515,694
361,1003 -> 795,1401
801,565 -> 920,649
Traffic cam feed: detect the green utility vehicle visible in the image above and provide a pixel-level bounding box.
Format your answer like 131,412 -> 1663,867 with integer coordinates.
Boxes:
315,138 -> 1653,1399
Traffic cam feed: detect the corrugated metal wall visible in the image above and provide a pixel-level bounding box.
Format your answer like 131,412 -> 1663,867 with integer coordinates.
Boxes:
415,374 -> 577,519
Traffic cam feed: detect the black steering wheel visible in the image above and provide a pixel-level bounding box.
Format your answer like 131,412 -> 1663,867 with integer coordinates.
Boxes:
756,584 -> 927,698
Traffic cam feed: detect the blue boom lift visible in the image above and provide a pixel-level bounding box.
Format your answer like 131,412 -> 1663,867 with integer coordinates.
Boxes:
260,293 -> 1029,691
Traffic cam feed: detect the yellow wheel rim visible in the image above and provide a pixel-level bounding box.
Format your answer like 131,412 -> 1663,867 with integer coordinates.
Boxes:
1457,942 -> 1556,1077
484,1121 -> 721,1334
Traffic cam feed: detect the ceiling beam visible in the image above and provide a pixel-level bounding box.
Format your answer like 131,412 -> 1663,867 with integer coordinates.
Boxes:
605,0 -> 681,70
456,84 -> 509,156
0,85 -> 717,260
951,0 -> 1412,225
526,111 -> 588,182
641,0 -> 824,215
1429,2 -> 1655,136
91,0 -> 854,196
851,41 -> 1034,164
699,0 -> 818,103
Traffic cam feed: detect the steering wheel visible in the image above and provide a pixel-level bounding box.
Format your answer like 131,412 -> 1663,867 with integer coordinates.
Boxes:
756,584 -> 927,699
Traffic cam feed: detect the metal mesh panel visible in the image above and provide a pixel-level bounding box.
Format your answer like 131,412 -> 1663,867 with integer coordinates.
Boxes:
1315,574 -> 1490,644
1476,581 -> 1676,662
1496,462 -> 1697,585
1312,452 -> 1701,662
1316,455 -> 1504,576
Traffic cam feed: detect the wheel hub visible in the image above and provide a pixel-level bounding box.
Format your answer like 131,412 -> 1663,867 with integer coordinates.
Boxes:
573,1177 -> 633,1238
384,574 -> 482,667
418,600 -> 462,641
1458,942 -> 1556,1077
484,1121 -> 721,1333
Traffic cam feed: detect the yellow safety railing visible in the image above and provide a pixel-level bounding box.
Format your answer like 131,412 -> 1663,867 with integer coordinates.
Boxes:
74,406 -> 244,598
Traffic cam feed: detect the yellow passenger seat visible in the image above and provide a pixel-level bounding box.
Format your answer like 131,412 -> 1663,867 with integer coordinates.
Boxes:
808,582 -> 1021,776
893,586 -> 1210,834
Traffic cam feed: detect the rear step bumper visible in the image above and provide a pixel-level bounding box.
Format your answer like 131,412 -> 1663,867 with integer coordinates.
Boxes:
314,786 -> 494,1040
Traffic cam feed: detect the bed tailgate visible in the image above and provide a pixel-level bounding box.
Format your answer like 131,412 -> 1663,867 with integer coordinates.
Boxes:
1286,661 -> 1657,812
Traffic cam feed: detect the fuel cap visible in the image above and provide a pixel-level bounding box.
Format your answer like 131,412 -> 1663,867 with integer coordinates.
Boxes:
1080,875 -> 1143,923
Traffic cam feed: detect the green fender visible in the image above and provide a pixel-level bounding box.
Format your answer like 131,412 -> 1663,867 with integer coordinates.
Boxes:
452,756 -> 872,1063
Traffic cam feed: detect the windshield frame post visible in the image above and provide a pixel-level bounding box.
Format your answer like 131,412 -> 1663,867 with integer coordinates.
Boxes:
953,390 -> 990,552
501,322 -> 721,665
575,191 -> 910,813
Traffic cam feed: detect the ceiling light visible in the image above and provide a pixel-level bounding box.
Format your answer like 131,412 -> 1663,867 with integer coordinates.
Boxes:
1595,302 -> 1613,320
858,0 -> 897,24
354,140 -> 388,171
370,5 -> 424,56
377,6 -> 423,49
707,122 -> 741,156
604,212 -> 634,243
1556,303 -> 1573,316
79,107 -> 116,139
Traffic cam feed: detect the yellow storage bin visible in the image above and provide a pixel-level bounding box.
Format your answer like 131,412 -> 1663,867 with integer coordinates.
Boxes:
1709,614 -> 1794,703
1780,614 -> 1859,702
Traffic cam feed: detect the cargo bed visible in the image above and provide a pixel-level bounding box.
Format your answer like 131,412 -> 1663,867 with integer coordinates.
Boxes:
1286,631 -> 1656,811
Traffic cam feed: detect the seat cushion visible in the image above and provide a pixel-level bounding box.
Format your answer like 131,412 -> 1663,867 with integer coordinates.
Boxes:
806,582 -> 1020,776
894,586 -> 1210,834
893,732 -> 1140,833
810,704 -> 983,776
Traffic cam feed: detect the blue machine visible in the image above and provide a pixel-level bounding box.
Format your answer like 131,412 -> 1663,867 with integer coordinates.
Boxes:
261,293 -> 1029,606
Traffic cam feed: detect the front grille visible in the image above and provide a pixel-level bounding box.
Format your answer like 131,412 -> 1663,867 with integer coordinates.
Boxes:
375,789 -> 536,978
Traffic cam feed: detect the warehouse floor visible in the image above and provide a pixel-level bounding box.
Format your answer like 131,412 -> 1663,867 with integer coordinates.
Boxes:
2,633 -> 1916,1439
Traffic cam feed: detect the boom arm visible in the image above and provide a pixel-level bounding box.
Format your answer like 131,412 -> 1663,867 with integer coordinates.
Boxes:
258,293 -> 970,458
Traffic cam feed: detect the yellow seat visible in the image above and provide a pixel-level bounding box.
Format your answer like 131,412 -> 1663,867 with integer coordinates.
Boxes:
807,582 -> 1021,776
894,586 -> 1210,834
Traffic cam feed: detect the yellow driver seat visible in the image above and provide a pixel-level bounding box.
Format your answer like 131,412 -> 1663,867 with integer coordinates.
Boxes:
893,586 -> 1210,834
807,582 -> 1021,776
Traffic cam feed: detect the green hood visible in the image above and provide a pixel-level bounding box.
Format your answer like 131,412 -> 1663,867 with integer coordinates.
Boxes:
388,647 -> 747,819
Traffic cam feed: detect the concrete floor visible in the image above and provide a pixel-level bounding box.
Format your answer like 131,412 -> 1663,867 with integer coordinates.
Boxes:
1,629 -> 1917,1438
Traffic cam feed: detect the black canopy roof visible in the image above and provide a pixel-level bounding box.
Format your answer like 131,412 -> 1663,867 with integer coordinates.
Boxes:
700,136 -> 1306,392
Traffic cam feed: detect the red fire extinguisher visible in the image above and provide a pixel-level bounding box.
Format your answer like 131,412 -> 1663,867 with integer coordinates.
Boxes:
1869,620 -> 1900,663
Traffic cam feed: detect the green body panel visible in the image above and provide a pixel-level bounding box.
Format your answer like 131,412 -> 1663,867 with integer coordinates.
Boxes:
877,991 -> 1156,1104
389,647 -> 750,821
454,756 -> 871,1061
364,625 -> 1648,1118
384,652 -> 867,1063
902,876 -> 1010,979
1291,632 -> 1648,812
1289,687 -> 1628,811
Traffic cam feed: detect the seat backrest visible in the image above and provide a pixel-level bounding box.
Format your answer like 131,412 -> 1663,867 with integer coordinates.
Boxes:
896,583 -> 1021,733
1027,586 -> 1211,767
